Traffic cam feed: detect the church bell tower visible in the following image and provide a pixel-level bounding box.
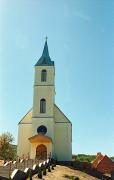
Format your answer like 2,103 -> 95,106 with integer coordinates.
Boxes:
31,39 -> 55,158
32,39 -> 55,119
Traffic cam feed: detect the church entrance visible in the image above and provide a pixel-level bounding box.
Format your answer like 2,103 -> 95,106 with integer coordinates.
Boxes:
36,144 -> 47,160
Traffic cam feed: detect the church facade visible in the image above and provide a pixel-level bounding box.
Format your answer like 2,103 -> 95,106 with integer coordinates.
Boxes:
17,40 -> 72,161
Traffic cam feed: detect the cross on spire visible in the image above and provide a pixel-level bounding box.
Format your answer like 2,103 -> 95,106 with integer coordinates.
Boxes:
35,37 -> 54,66
45,36 -> 48,41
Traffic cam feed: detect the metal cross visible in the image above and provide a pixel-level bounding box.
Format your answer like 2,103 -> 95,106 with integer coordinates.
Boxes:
45,36 -> 48,41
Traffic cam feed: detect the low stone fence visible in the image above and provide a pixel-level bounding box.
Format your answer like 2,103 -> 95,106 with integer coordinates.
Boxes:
0,158 -> 56,180
57,161 -> 111,180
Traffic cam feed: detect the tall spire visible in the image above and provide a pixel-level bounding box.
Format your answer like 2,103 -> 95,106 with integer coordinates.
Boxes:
35,38 -> 54,66
42,38 -> 49,58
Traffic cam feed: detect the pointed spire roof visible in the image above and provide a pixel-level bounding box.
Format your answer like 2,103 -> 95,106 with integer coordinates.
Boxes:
35,39 -> 54,66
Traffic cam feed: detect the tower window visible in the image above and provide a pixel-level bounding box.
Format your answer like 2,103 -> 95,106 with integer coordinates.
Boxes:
41,69 -> 47,82
40,99 -> 46,113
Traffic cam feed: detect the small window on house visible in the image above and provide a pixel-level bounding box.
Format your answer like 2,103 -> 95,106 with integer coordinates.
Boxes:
40,99 -> 46,113
41,70 -> 47,82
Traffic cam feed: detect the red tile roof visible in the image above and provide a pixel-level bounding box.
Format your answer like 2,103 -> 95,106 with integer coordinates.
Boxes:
92,153 -> 114,174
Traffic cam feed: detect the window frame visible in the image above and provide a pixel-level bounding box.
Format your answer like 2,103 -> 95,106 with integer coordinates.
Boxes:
40,98 -> 46,113
41,69 -> 47,82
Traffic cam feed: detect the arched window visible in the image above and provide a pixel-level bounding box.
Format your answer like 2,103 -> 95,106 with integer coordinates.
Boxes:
41,70 -> 47,82
40,99 -> 46,113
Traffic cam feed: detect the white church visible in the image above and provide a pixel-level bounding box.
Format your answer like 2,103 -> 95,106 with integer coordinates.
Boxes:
17,40 -> 72,161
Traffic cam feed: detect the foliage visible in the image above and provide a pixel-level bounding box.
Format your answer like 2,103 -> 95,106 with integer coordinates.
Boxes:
73,154 -> 114,163
12,144 -> 17,160
0,132 -> 15,160
72,154 -> 96,163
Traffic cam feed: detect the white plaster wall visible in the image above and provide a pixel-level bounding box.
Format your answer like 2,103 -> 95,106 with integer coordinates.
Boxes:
19,109 -> 32,124
54,123 -> 72,161
54,104 -> 72,161
32,86 -> 54,117
34,66 -> 55,86
32,66 -> 55,118
17,123 -> 32,157
54,104 -> 71,123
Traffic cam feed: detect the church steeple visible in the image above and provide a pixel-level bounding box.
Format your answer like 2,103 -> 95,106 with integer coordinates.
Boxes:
42,39 -> 49,58
35,39 -> 54,66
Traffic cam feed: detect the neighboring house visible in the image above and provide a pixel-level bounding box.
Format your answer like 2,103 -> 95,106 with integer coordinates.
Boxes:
17,40 -> 72,161
92,153 -> 114,174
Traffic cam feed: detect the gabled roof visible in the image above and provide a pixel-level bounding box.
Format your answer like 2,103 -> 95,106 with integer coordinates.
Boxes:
92,153 -> 104,168
92,153 -> 114,169
18,104 -> 71,125
35,40 -> 54,66
54,104 -> 71,124
18,108 -> 32,124
97,155 -> 114,168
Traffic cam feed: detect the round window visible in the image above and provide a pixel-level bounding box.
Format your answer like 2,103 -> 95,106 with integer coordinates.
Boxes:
37,125 -> 47,134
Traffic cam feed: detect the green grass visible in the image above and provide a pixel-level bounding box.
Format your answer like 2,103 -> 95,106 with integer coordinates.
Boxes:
64,174 -> 80,180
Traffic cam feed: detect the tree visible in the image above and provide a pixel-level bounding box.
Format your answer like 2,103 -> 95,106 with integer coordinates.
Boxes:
0,132 -> 15,160
72,154 -> 96,162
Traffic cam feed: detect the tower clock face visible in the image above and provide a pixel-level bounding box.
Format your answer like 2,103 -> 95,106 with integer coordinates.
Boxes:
37,125 -> 47,135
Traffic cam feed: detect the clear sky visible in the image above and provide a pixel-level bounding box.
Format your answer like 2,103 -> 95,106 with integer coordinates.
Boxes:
0,0 -> 114,156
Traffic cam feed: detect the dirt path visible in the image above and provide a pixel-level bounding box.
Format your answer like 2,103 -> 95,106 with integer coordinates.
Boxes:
33,165 -> 100,180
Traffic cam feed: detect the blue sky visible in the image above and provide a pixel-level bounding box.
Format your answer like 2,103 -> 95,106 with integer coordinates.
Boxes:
0,0 -> 114,156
